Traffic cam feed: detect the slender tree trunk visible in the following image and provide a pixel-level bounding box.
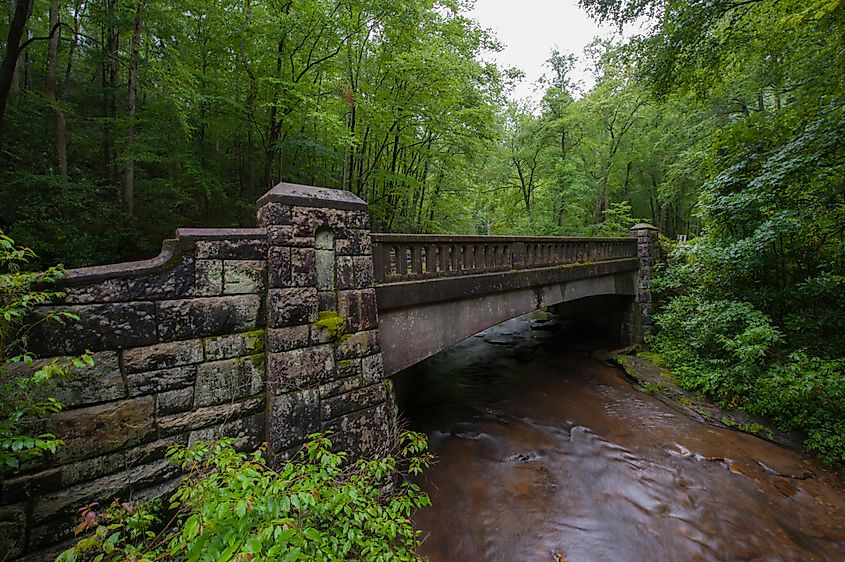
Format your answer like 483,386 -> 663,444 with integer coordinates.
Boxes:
23,29 -> 31,90
622,161 -> 632,202
62,2 -> 82,94
595,164 -> 611,224
263,39 -> 284,188
0,0 -> 33,149
123,1 -> 144,217
8,0 -> 20,96
103,0 -> 119,184
238,0 -> 256,195
46,0 -> 68,179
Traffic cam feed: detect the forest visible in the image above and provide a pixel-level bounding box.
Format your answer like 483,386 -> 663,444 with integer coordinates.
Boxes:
1,0 -> 844,472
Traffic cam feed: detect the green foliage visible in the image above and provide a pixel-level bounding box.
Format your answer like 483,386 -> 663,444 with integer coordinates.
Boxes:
0,233 -> 92,469
593,201 -> 642,236
652,274 -> 845,466
60,432 -> 434,562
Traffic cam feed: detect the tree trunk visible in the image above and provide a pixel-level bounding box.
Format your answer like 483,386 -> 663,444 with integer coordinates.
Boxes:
0,0 -> 33,149
238,0 -> 256,195
622,161 -> 632,201
46,0 -> 68,179
123,1 -> 144,216
8,0 -> 19,96
595,164 -> 611,224
103,0 -> 119,185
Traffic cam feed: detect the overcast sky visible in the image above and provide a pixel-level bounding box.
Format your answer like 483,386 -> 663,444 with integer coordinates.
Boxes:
466,0 -> 618,101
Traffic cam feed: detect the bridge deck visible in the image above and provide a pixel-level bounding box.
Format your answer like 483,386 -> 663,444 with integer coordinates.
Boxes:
372,234 -> 641,374
372,234 -> 637,284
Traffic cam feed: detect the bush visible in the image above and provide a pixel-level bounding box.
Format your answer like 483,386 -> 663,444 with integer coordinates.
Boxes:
59,432 -> 434,562
0,233 -> 92,469
652,245 -> 845,466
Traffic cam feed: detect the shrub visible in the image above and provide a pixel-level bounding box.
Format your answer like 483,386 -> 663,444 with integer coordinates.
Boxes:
0,233 -> 92,469
652,242 -> 845,466
59,432 -> 434,562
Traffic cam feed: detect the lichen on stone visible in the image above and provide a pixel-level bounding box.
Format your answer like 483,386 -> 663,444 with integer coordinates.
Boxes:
312,311 -> 347,341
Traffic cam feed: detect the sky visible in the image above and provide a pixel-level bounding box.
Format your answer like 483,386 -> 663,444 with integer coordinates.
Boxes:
466,0 -> 619,102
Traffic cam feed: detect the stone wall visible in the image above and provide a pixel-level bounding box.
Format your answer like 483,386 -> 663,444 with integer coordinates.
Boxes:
0,184 -> 395,561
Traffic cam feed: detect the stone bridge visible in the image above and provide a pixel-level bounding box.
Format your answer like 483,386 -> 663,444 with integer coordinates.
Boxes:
3,183 -> 658,560
372,234 -> 647,375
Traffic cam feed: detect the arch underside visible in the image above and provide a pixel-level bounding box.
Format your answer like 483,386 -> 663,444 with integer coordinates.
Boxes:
378,270 -> 637,376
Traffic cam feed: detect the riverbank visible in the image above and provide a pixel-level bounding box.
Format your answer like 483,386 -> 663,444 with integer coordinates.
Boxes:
607,351 -> 809,455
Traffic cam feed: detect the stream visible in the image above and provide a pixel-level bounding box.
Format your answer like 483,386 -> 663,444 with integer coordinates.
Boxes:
401,314 -> 845,562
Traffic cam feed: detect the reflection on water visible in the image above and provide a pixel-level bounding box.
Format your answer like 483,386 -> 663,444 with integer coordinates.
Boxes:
403,315 -> 845,562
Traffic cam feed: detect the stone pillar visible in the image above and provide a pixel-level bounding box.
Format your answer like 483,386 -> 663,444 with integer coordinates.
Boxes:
629,223 -> 659,342
257,182 -> 395,462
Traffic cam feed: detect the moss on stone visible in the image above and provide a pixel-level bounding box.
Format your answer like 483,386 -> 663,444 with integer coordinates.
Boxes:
244,329 -> 265,353
636,351 -> 666,367
312,311 -> 347,341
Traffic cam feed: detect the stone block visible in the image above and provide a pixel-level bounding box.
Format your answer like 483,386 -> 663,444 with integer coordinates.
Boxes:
337,256 -> 355,290
157,295 -> 261,340
336,358 -> 363,379
123,339 -> 204,373
27,302 -> 157,356
336,330 -> 380,360
317,291 -> 336,312
224,260 -> 266,294
268,288 -> 317,327
267,345 -> 334,394
266,225 -> 293,245
157,397 -> 264,436
127,256 -> 195,300
267,225 -> 313,247
58,436 -> 187,489
126,365 -> 197,395
48,396 -> 156,462
267,326 -> 310,352
195,239 -> 267,260
290,248 -> 317,287
257,202 -> 292,227
4,351 -> 125,408
335,230 -> 372,256
315,248 -> 335,291
195,259 -> 223,296
1,469 -> 62,505
338,289 -> 378,332
322,402 -> 393,458
26,517 -> 76,557
320,383 -> 386,420
361,354 -> 384,384
157,386 -> 195,415
203,330 -> 265,360
63,278 -> 130,304
0,503 -> 27,559
352,256 -> 374,289
31,459 -> 176,524
268,246 -> 291,288
187,412 -> 264,451
194,355 -> 265,407
291,206 -> 369,232
267,389 -> 320,453
319,374 -> 364,399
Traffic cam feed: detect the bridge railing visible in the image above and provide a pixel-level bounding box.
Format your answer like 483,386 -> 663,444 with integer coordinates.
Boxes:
371,234 -> 637,283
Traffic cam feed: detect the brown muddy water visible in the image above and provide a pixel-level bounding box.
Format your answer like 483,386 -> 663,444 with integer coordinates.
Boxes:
399,314 -> 845,562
